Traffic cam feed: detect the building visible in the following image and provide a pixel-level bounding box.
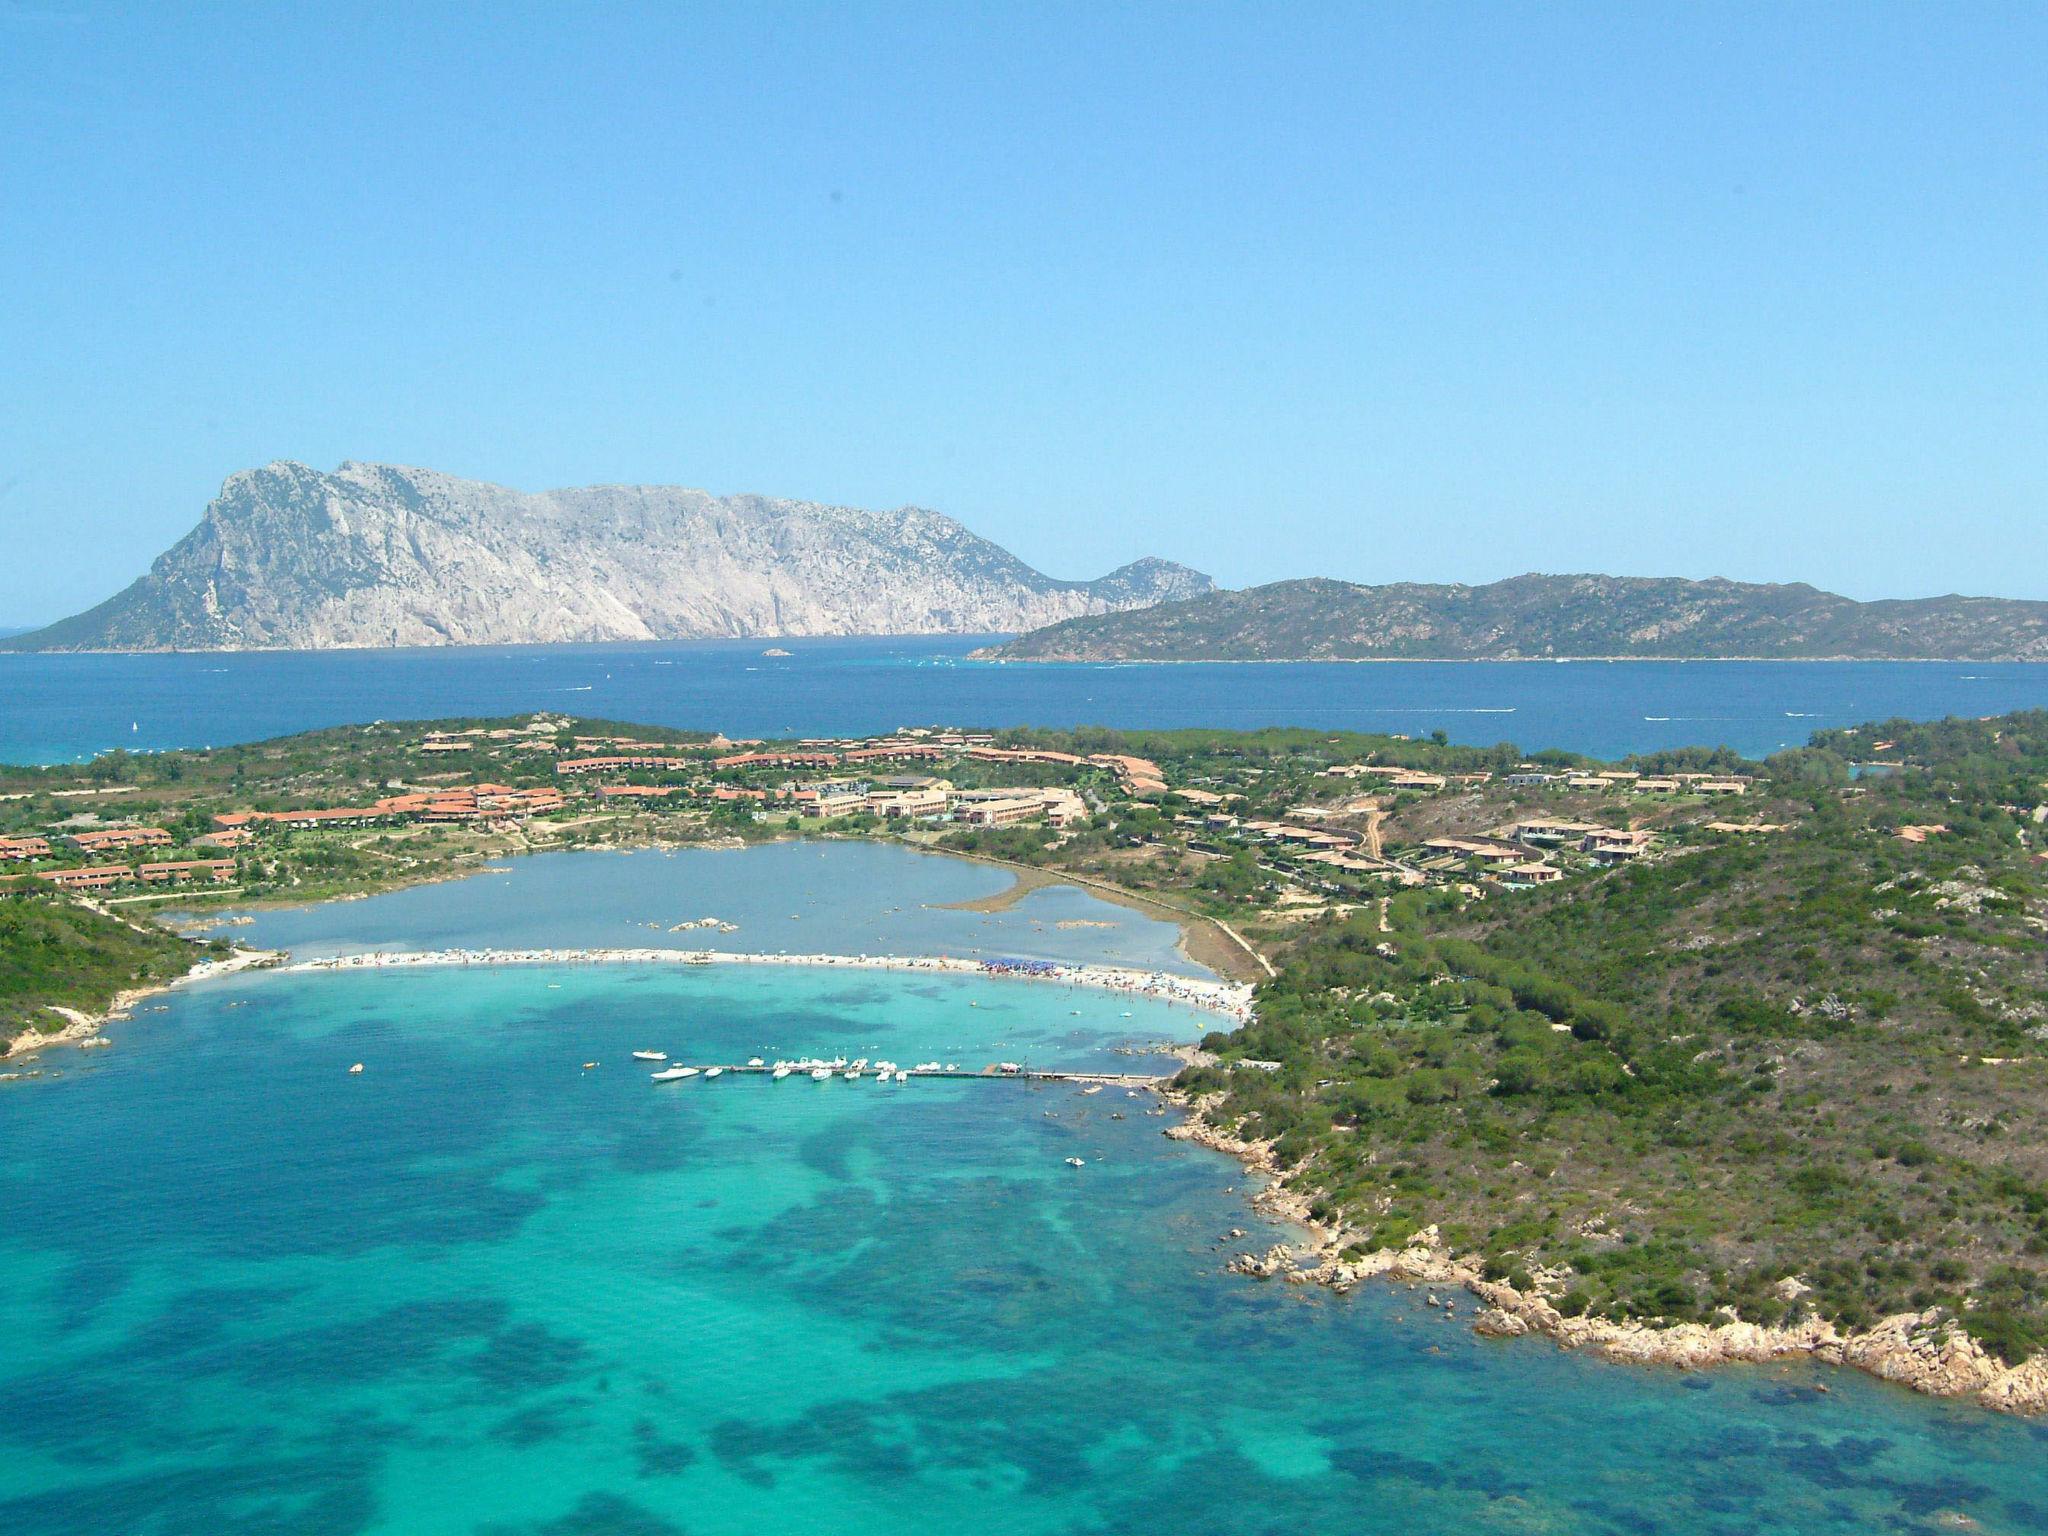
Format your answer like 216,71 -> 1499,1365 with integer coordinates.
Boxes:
1512,818 -> 1605,845
1686,777 -> 1751,796
0,836 -> 51,861
136,859 -> 237,885
558,754 -> 696,775
1581,828 -> 1654,862
957,796 -> 1045,827
65,827 -> 172,853
1499,861 -> 1565,887
1036,788 -> 1088,827
867,787 -> 951,819
37,864 -> 132,890
1423,837 -> 1528,866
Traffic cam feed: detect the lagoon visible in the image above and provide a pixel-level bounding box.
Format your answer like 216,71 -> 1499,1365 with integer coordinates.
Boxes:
4,844 -> 2048,1533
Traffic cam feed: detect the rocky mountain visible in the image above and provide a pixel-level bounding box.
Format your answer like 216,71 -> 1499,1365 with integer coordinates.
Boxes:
7,461 -> 1213,651
976,574 -> 2048,662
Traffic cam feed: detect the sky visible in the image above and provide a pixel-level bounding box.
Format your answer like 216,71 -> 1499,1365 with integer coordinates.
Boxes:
1,2 -> 2044,623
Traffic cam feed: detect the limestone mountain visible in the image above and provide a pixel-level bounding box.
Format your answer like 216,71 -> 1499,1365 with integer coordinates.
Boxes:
976,575 -> 2048,662
8,461 -> 1213,651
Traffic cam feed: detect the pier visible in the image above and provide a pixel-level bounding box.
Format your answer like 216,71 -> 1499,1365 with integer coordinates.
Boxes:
650,1064 -> 1173,1087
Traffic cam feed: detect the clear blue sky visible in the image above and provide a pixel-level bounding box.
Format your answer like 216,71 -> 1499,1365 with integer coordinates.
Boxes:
2,2 -> 2044,623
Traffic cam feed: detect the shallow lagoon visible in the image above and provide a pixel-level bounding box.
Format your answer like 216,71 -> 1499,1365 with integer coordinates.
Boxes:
5,845 -> 2048,1534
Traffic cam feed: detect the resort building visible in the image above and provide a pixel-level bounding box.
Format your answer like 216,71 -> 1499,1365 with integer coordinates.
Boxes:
37,864 -> 132,890
957,796 -> 1047,827
1499,861 -> 1565,887
136,859 -> 237,885
558,754 -> 696,775
866,788 -> 951,819
1423,837 -> 1529,866
1581,828 -> 1655,862
65,827 -> 173,853
0,836 -> 51,861
1511,818 -> 1607,845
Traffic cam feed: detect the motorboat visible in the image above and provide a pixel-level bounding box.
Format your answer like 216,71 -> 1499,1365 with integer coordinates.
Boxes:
811,1068 -> 833,1081
632,1050 -> 667,1062
704,1067 -> 723,1079
650,1066 -> 698,1082
348,1063 -> 365,1075
747,1057 -> 765,1067
772,1066 -> 791,1080
1065,1157 -> 1086,1168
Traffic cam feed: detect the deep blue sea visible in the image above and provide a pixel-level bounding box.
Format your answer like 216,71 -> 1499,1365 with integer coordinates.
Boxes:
6,845 -> 2048,1534
4,637 -> 2047,763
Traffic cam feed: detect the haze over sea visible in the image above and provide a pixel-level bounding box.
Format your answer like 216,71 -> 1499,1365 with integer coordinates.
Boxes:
6,844 -> 2048,1534
4,637 -> 2046,765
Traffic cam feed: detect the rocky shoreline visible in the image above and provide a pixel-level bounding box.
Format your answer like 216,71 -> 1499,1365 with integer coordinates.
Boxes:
1163,1096 -> 2048,1417
2,948 -> 282,1065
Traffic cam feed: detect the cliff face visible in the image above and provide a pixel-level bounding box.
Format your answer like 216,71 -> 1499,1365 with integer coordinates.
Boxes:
11,461 -> 1213,651
978,575 -> 2048,662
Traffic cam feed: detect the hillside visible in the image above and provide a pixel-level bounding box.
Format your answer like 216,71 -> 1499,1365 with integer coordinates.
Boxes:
5,461 -> 1211,651
976,574 -> 2048,661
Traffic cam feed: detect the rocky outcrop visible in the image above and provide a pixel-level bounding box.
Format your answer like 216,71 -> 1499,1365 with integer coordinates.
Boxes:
8,461 -> 1212,651
1171,1099 -> 2048,1416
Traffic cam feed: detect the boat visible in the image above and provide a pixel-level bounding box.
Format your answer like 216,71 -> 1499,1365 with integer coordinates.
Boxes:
810,1068 -> 832,1081
1065,1157 -> 1086,1168
1082,1086 -> 1103,1096
632,1050 -> 667,1062
650,1066 -> 698,1082
348,1063 -> 365,1074
843,1069 -> 860,1080
772,1066 -> 791,1080
894,1070 -> 909,1083
704,1067 -> 723,1079
581,1061 -> 599,1070
747,1057 -> 765,1067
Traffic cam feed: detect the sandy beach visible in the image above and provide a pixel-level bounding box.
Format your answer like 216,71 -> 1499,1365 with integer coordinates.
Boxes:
285,945 -> 1256,1022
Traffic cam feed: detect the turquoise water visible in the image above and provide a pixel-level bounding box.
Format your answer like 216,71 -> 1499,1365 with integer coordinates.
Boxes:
6,847 -> 2048,1532
4,636 -> 2046,763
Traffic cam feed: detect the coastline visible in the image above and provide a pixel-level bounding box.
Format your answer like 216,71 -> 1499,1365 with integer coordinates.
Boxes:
918,844 -> 1272,983
284,945 -> 1256,1022
1161,1094 -> 2048,1418
969,652 -> 2047,665
2,946 -> 281,1065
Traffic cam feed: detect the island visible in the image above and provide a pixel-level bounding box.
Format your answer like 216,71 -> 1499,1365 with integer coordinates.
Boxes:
974,574 -> 2048,661
4,708 -> 2047,1411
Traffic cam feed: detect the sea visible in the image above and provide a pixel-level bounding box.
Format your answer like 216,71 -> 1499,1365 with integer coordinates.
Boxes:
3,637 -> 2047,764
5,845 -> 2048,1534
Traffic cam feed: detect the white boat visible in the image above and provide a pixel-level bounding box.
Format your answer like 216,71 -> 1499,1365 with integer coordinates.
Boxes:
811,1068 -> 832,1081
348,1063 -> 364,1074
843,1069 -> 860,1080
650,1066 -> 698,1082
632,1050 -> 668,1062
894,1070 -> 908,1082
1082,1086 -> 1103,1096
704,1067 -> 723,1079
747,1057 -> 765,1067
772,1066 -> 791,1080
1065,1157 -> 1086,1168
